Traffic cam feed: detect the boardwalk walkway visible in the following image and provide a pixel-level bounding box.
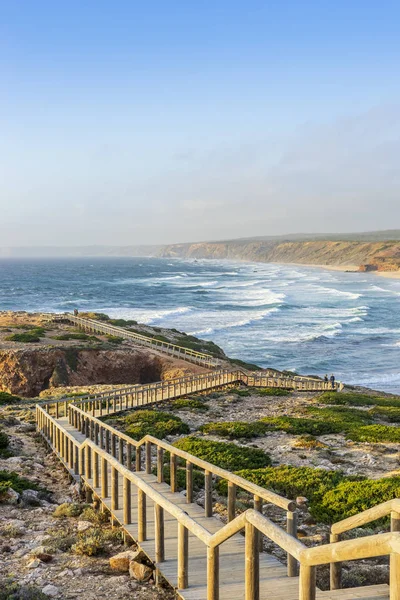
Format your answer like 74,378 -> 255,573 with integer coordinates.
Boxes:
35,369 -> 397,599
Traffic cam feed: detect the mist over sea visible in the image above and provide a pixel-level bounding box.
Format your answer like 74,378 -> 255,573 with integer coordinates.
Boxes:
1,257 -> 400,393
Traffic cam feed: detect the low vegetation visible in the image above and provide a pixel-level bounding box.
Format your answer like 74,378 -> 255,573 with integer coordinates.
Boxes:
199,420 -> 269,439
0,392 -> 22,405
317,391 -> 400,408
170,398 -> 209,411
5,327 -> 46,343
369,406 -> 400,423
173,436 -> 271,470
0,470 -> 43,498
0,582 -> 49,600
347,424 -> 400,443
124,409 -> 190,440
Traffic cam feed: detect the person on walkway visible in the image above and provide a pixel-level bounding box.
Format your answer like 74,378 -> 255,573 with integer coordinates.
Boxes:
74,308 -> 78,316
324,374 -> 329,383
330,374 -> 335,389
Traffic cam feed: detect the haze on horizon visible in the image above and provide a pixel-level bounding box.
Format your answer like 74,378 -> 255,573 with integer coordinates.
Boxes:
1,1 -> 400,247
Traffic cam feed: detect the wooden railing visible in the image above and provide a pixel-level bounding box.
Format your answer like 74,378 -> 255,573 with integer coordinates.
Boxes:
36,401 -> 399,600
330,499 -> 400,593
50,314 -> 219,368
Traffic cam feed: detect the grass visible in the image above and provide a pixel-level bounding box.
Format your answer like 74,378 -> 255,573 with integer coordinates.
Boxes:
124,410 -> 190,440
261,416 -> 343,436
0,392 -> 22,405
170,398 -> 209,412
0,470 -> 43,498
369,406 -> 400,423
347,424 -> 400,443
317,391 -> 400,408
199,420 -> 269,439
173,436 -> 271,471
5,329 -> 45,343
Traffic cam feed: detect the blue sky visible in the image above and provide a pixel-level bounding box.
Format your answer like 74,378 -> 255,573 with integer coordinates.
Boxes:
1,1 -> 400,245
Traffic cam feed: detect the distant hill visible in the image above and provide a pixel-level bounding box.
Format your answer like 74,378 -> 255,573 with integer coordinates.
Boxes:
1,231 -> 400,271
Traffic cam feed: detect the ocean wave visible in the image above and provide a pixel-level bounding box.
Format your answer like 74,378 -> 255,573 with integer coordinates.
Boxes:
188,307 -> 280,336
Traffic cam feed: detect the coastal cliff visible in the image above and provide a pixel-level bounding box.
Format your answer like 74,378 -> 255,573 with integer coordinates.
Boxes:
159,239 -> 400,272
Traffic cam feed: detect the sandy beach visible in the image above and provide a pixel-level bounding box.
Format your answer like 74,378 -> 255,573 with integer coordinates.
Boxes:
285,262 -> 400,279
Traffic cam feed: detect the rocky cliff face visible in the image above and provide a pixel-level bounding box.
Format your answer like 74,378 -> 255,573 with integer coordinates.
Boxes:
159,240 -> 400,271
0,348 -> 199,397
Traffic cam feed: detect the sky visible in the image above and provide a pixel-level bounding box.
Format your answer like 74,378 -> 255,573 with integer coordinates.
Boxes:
1,0 -> 400,246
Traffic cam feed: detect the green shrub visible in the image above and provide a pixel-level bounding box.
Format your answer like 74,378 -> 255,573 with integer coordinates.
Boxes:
0,470 -> 42,498
253,387 -> 291,396
229,358 -> 261,371
0,431 -> 9,449
0,391 -> 23,405
53,502 -> 89,518
106,335 -> 124,344
306,406 -> 374,428
108,318 -> 137,327
6,332 -> 41,343
318,392 -> 400,408
313,477 -> 400,523
125,410 -> 190,440
347,424 -> 400,443
226,465 -> 352,505
199,421 -> 269,439
369,406 -> 400,423
293,435 -> 326,449
261,416 -> 342,436
0,581 -> 50,600
80,506 -> 109,524
171,398 -> 209,412
232,389 -> 251,397
52,333 -> 91,341
173,436 -> 271,471
71,529 -> 105,556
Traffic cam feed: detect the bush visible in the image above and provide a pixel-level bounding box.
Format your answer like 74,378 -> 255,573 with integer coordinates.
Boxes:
227,465 -> 352,506
6,332 -> 41,343
0,581 -> 50,600
108,318 -> 137,327
252,387 -> 291,397
80,506 -> 109,524
293,435 -> 326,449
173,436 -> 271,471
0,431 -> 9,449
171,398 -> 209,412
232,389 -> 252,397
306,406 -> 374,428
313,477 -> 400,523
52,333 -> 91,341
71,529 -> 105,556
369,406 -> 400,423
53,502 -> 89,518
106,335 -> 124,344
347,424 -> 400,443
0,470 -> 42,498
125,410 -> 190,440
199,421 -> 269,439
0,392 -> 22,405
318,392 -> 400,408
261,416 -> 342,436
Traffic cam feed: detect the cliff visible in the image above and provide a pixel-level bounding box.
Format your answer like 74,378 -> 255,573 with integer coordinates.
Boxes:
159,239 -> 400,271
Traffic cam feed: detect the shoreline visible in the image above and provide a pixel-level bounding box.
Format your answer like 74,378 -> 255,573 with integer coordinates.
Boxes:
278,261 -> 400,279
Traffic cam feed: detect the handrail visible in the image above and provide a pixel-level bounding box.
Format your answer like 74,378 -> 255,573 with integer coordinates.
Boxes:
302,531 -> 398,565
67,403 -> 295,511
332,498 -> 400,535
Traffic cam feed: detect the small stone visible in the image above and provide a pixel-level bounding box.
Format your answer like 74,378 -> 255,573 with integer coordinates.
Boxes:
28,558 -> 42,569
3,488 -> 20,504
296,496 -> 308,505
42,585 -> 59,597
129,561 -> 153,582
110,550 -> 141,572
77,520 -> 93,532
22,489 -> 41,506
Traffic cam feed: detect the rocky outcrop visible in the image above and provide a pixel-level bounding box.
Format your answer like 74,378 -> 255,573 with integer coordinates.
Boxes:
0,347 -> 199,397
159,240 -> 400,271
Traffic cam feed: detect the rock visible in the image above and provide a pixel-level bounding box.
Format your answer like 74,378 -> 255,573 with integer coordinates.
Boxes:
77,520 -> 93,532
28,558 -> 42,569
296,496 -> 308,505
110,550 -> 141,572
2,518 -> 26,535
3,487 -> 20,504
6,456 -> 24,465
129,561 -> 153,582
21,489 -> 41,506
42,585 -> 59,597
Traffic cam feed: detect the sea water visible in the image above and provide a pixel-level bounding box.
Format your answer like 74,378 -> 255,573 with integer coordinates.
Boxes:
1,257 -> 400,393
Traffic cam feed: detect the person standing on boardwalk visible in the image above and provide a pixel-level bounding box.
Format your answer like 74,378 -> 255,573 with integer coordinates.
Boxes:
330,374 -> 335,389
324,374 -> 329,383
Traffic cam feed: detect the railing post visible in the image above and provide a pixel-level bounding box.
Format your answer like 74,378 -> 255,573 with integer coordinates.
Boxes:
170,453 -> 177,493
146,441 -> 152,474
123,477 -> 131,524
155,504 -> 165,563
245,522 -> 259,600
136,445 -> 142,471
119,438 -> 124,465
101,457 -> 108,498
178,523 -> 189,589
391,511 -> 400,600
85,446 -> 91,480
287,510 -> 298,577
157,447 -> 164,483
330,533 -> 342,590
186,461 -> 193,503
228,482 -> 236,522
111,467 -> 118,510
138,489 -> 146,542
207,546 -> 219,600
205,471 -> 212,517
93,451 -> 99,488
126,443 -> 132,470
299,565 -> 316,600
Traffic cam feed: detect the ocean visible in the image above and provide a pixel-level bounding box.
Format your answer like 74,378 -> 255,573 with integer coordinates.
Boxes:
1,257 -> 400,393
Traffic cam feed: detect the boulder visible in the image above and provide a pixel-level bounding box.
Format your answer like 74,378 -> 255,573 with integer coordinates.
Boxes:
77,520 -> 93,532
21,489 -> 41,506
42,585 -> 59,597
129,561 -> 153,582
109,550 -> 141,572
